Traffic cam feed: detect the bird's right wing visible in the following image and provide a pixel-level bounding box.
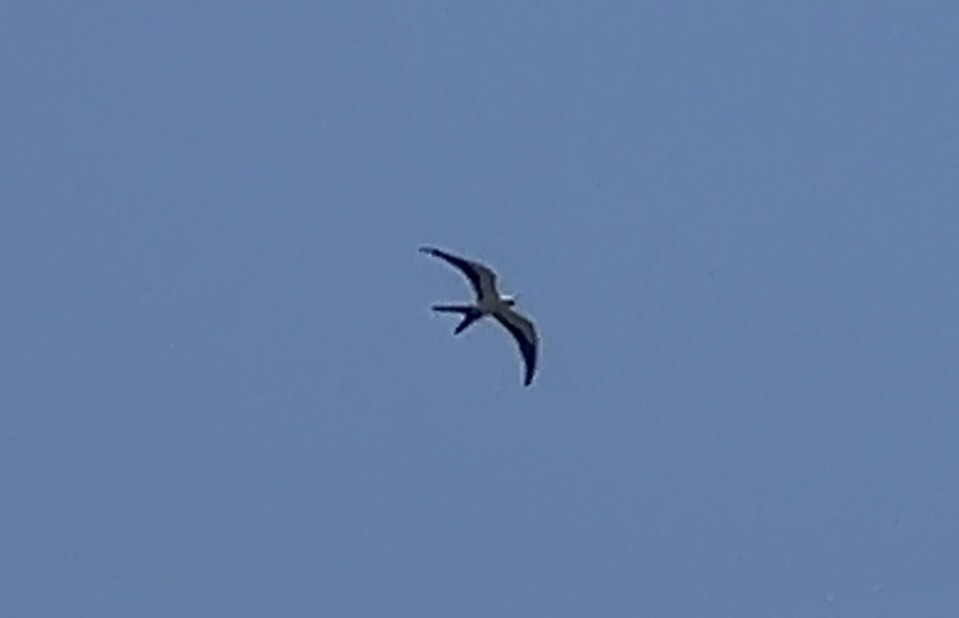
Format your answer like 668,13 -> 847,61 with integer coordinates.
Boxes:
420,246 -> 499,300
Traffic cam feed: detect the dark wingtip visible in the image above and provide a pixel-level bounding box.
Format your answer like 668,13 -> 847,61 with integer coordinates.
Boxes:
419,246 -> 437,255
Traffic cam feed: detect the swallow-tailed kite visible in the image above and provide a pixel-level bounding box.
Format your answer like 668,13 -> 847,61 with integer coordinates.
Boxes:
420,246 -> 538,386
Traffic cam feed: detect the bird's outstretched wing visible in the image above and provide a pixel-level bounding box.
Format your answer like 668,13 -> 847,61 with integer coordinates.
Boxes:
493,306 -> 538,386
419,246 -> 499,301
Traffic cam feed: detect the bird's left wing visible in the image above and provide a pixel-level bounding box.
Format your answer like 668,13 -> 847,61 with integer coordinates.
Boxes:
493,307 -> 538,386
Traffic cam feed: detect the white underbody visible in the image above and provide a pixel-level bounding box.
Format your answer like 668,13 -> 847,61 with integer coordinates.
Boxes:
477,295 -> 512,314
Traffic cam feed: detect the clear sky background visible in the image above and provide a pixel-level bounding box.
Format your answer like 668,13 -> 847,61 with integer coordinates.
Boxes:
2,2 -> 957,616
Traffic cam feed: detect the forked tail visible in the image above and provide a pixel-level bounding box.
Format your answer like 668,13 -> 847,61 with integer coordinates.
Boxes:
431,304 -> 473,314
431,304 -> 483,335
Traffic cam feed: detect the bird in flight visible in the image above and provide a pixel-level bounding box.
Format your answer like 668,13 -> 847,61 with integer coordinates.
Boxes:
420,246 -> 538,386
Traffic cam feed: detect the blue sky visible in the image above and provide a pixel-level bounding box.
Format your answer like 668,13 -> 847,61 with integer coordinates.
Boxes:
2,2 -> 957,616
